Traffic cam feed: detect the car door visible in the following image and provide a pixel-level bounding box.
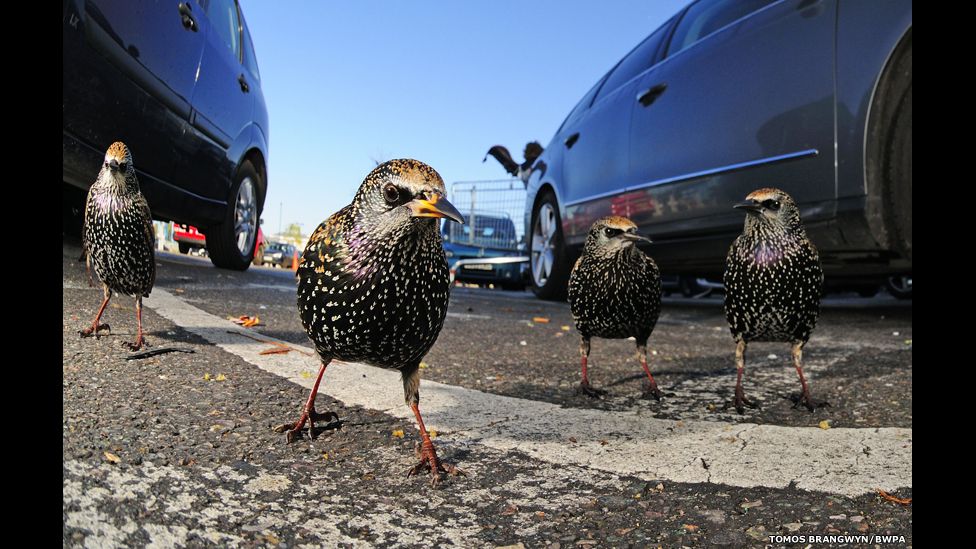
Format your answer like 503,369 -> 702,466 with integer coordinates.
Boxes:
177,0 -> 255,201
66,0 -> 206,185
627,0 -> 837,239
559,21 -> 674,244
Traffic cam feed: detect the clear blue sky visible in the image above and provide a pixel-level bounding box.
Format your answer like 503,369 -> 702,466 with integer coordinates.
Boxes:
240,1 -> 687,236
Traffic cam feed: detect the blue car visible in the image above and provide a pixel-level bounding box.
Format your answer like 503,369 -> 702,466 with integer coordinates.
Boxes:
443,213 -> 528,290
63,0 -> 269,271
525,0 -> 911,298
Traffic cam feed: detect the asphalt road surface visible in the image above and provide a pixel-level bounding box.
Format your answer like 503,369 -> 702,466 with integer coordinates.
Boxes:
63,240 -> 912,547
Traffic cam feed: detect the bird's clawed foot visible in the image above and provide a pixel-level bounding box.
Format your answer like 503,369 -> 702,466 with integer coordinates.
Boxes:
407,441 -> 463,487
273,407 -> 340,443
791,391 -> 830,413
640,379 -> 664,401
125,336 -> 149,351
734,388 -> 761,414
575,381 -> 606,398
79,323 -> 111,339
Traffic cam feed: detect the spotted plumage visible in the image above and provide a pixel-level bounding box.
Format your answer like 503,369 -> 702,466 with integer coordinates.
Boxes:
80,142 -> 156,350
568,216 -> 663,399
277,159 -> 464,486
723,188 -> 824,412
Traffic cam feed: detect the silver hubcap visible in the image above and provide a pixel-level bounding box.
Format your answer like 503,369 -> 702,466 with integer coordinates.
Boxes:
531,203 -> 557,287
234,177 -> 257,257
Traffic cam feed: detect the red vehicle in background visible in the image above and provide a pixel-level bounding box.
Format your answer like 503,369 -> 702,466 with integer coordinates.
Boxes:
174,225 -> 206,255
174,225 -> 264,263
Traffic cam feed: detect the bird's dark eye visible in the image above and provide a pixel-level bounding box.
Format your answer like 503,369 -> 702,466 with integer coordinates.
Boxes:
762,199 -> 781,211
603,227 -> 620,238
119,162 -> 128,171
383,184 -> 400,205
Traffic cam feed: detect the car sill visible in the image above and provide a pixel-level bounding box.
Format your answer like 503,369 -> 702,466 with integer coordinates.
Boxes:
563,149 -> 819,207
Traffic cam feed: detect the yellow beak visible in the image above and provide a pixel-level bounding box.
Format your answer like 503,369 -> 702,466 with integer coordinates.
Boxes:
407,194 -> 464,224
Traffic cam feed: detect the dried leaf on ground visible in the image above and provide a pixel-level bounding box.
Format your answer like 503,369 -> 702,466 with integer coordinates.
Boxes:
877,489 -> 912,506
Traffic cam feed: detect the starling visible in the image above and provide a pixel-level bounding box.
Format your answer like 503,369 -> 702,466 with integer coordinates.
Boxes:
80,142 -> 156,351
724,188 -> 825,413
276,159 -> 464,486
568,216 -> 663,399
483,141 -> 544,184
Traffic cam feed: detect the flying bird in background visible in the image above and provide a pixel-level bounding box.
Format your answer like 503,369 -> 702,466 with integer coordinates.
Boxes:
483,141 -> 544,184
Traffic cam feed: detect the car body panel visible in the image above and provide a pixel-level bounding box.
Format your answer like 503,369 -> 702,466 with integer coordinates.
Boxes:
62,0 -> 268,232
525,0 -> 912,278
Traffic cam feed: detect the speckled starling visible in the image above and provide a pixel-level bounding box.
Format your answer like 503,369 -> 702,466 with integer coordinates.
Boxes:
568,216 -> 663,399
80,142 -> 156,351
724,188 -> 825,413
483,141 -> 544,184
276,159 -> 464,486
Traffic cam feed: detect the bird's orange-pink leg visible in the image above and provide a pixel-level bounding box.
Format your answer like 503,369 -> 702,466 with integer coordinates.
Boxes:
406,402 -> 462,486
575,337 -> 605,397
126,297 -> 149,351
791,342 -> 827,412
638,343 -> 663,400
274,360 -> 339,442
734,340 -> 759,413
80,284 -> 112,338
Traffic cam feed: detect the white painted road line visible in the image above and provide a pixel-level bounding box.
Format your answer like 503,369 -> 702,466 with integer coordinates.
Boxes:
145,289 -> 911,497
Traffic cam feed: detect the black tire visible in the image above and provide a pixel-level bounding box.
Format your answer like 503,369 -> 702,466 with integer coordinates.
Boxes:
884,82 -> 912,262
178,242 -> 191,254
679,276 -> 703,298
886,275 -> 912,300
62,182 -> 86,238
206,161 -> 262,271
867,33 -> 911,265
529,189 -> 572,300
855,285 -> 880,298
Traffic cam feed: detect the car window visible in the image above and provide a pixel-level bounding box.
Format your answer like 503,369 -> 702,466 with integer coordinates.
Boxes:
444,215 -> 517,248
242,18 -> 260,80
556,74 -> 607,133
667,0 -> 777,56
594,22 -> 670,102
207,0 -> 242,60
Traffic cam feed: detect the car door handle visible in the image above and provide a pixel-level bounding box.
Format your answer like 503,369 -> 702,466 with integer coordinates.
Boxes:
238,74 -> 250,93
637,83 -> 667,107
178,2 -> 197,32
564,132 -> 580,149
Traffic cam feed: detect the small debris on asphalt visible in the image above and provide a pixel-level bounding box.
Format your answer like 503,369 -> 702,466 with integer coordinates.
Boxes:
877,489 -> 912,506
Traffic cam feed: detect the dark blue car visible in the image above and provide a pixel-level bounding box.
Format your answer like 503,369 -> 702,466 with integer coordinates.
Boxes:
63,0 -> 269,271
443,213 -> 528,290
525,0 -> 911,298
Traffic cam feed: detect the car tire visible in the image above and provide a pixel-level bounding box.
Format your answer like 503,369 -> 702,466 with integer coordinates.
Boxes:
206,161 -> 262,271
884,82 -> 912,262
679,276 -> 703,298
529,189 -> 571,300
855,285 -> 880,298
63,182 -> 86,238
867,34 -> 911,265
886,275 -> 912,300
